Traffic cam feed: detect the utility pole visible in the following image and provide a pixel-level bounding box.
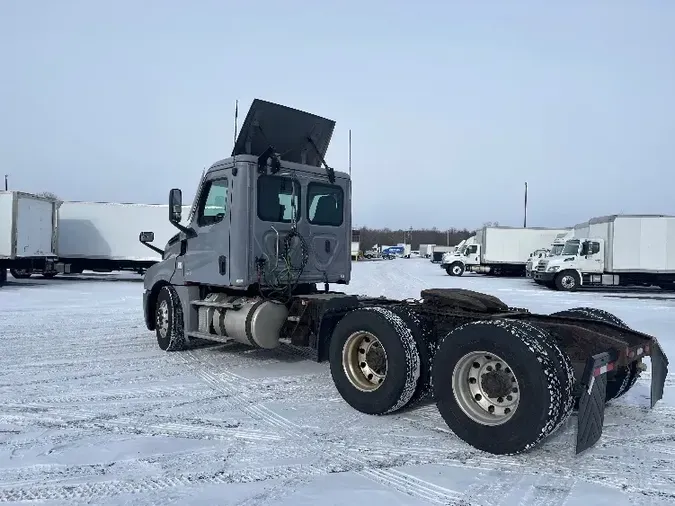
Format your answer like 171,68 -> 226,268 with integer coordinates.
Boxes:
4,175 -> 7,191
523,181 -> 528,228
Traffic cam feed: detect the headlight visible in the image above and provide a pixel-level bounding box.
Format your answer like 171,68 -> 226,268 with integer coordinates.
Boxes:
547,266 -> 560,272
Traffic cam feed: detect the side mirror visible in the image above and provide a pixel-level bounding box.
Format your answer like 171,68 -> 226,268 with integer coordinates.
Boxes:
169,188 -> 183,223
139,231 -> 155,243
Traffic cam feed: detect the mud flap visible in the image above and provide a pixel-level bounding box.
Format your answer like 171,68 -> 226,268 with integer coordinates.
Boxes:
576,352 -> 611,454
650,341 -> 669,409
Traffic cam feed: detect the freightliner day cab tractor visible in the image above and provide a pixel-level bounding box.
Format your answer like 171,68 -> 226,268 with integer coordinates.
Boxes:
139,99 -> 668,456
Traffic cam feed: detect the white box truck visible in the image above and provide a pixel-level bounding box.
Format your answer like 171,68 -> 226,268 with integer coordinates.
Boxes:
533,215 -> 675,291
0,191 -> 59,284
442,226 -> 571,277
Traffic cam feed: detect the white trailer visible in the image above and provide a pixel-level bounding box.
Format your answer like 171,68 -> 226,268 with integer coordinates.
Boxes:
419,243 -> 435,258
431,245 -> 454,263
534,215 -> 675,291
54,201 -> 193,275
442,226 -> 571,276
351,230 -> 361,260
0,191 -> 59,284
13,201 -> 192,279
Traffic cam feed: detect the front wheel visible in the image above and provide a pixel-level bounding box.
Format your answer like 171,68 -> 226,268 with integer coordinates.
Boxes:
446,262 -> 465,276
155,285 -> 186,351
432,319 -> 574,455
555,270 -> 580,291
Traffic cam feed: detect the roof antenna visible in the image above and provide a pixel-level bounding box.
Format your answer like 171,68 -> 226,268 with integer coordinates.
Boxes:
348,129 -> 352,177
233,100 -> 239,149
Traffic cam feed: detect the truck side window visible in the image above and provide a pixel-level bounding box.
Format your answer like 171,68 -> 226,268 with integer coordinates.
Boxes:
589,242 -> 600,255
198,179 -> 228,226
308,182 -> 344,226
467,245 -> 478,254
257,175 -> 300,223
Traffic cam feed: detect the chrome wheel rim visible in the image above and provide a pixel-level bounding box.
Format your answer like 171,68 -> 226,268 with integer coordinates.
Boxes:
452,351 -> 520,425
342,331 -> 388,392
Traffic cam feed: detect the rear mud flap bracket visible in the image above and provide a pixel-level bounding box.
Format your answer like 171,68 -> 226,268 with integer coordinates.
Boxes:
576,352 -> 611,454
650,341 -> 669,409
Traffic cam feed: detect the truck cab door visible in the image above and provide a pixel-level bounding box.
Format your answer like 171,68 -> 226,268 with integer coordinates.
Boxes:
182,173 -> 231,285
578,240 -> 603,273
465,244 -> 480,265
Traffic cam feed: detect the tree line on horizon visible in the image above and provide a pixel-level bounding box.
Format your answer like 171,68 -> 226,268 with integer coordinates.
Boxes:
352,222 -> 502,250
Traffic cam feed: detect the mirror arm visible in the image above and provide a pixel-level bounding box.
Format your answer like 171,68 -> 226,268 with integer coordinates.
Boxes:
141,242 -> 165,256
170,220 -> 197,238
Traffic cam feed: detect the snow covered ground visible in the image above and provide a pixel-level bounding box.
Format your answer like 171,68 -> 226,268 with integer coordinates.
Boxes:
0,259 -> 674,506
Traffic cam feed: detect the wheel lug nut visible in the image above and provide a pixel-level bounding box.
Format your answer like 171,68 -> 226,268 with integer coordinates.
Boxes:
472,362 -> 480,368
486,366 -> 493,372
512,387 -> 518,393
474,394 -> 482,401
504,408 -> 511,414
469,377 -> 477,384
495,363 -> 502,369
497,397 -> 503,403
488,405 -> 495,413
507,395 -> 513,401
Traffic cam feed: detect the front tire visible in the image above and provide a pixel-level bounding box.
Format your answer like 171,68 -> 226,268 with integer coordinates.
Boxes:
555,270 -> 580,291
446,262 -> 465,276
432,319 -> 573,455
155,285 -> 186,352
329,306 -> 421,415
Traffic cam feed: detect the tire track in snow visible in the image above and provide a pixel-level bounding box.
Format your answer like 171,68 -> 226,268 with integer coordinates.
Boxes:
0,462 -> 330,503
178,351 -> 469,505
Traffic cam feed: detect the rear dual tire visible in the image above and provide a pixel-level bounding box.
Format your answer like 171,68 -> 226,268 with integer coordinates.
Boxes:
432,319 -> 574,455
551,307 -> 641,401
329,306 -> 424,415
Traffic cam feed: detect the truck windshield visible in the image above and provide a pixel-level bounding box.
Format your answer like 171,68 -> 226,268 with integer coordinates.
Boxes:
561,240 -> 580,256
257,175 -> 300,223
550,244 -> 564,256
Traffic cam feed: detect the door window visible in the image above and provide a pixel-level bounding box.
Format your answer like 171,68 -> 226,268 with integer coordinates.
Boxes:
198,179 -> 228,226
307,182 -> 344,226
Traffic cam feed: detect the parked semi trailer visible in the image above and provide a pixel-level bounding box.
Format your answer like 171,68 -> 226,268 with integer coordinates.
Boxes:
139,99 -> 668,456
9,201 -> 192,279
0,191 -> 59,284
442,226 -> 571,277
534,215 -> 675,291
431,245 -> 454,263
419,243 -> 435,258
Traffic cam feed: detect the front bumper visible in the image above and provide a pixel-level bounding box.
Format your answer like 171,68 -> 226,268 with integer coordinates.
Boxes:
533,270 -> 556,282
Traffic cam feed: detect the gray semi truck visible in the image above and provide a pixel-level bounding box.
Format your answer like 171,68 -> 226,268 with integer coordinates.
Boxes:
138,99 -> 668,456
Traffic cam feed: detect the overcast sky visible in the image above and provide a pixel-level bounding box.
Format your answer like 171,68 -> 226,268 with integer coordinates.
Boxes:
2,1 -> 674,230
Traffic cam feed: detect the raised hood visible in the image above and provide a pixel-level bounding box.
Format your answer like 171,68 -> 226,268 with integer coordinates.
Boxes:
232,99 -> 335,167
